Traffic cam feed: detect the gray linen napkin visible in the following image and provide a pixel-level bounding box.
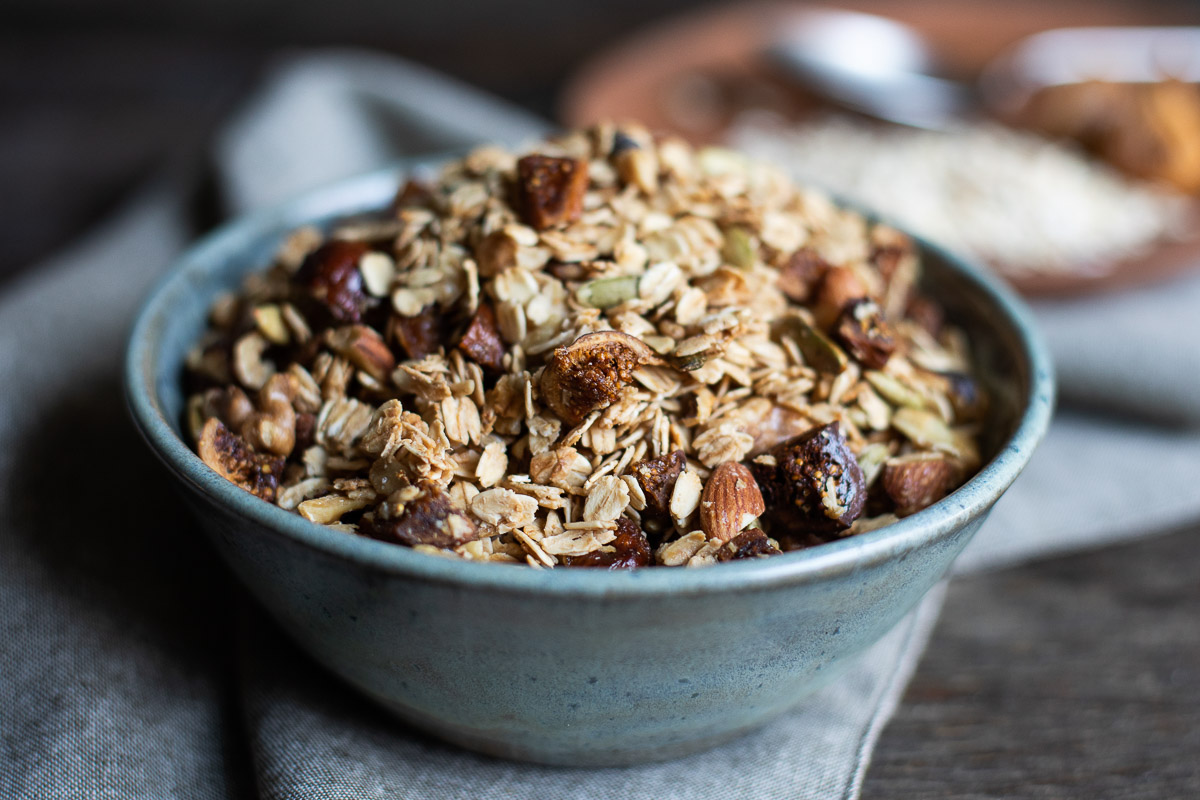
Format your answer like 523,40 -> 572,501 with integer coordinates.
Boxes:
4,49 -> 1200,799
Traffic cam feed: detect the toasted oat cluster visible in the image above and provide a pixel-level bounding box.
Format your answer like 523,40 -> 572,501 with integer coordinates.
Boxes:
185,123 -> 986,568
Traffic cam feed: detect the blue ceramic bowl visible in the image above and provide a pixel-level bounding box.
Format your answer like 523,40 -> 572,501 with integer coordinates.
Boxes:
125,163 -> 1054,767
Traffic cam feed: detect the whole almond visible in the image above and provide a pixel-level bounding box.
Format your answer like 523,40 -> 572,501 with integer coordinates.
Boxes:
700,462 -> 766,544
882,452 -> 956,516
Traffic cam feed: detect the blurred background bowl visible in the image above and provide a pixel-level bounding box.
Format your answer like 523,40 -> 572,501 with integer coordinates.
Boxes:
125,160 -> 1053,766
561,1 -> 1200,297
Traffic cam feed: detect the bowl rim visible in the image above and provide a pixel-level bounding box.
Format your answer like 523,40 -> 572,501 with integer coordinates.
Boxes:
125,160 -> 1055,598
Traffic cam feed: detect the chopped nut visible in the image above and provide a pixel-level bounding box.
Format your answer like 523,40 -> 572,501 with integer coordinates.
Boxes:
777,248 -> 829,303
516,155 -> 589,230
475,229 -> 520,277
669,469 -> 703,521
253,304 -> 290,345
540,331 -> 660,425
815,266 -> 867,329
744,404 -> 813,455
751,422 -> 866,535
327,324 -> 395,381
275,226 -> 323,273
882,452 -> 956,516
242,373 -> 297,457
232,332 -> 274,391
656,530 -> 707,566
201,385 -> 254,432
614,146 -> 659,195
197,418 -> 284,502
276,477 -> 330,511
699,462 -> 766,544
298,494 -> 369,525
358,251 -> 397,297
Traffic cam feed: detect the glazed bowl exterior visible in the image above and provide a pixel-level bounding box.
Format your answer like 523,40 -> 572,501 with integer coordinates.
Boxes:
126,163 -> 1054,766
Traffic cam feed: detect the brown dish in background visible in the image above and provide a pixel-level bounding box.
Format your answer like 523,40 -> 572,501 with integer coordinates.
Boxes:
562,0 -> 1200,297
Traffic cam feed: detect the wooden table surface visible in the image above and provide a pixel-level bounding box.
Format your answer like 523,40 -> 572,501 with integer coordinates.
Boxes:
3,3 -> 1198,796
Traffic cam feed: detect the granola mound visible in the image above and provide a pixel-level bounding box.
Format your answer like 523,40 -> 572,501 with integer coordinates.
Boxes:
185,123 -> 986,568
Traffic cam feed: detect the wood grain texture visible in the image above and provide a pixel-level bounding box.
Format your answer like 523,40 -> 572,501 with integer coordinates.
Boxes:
864,527 -> 1200,798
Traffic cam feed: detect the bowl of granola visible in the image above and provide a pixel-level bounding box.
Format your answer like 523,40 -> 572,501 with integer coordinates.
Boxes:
126,124 -> 1053,765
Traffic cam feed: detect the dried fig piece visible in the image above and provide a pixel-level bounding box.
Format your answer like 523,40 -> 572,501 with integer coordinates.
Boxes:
630,449 -> 686,523
388,305 -> 443,360
700,462 -> 766,544
295,240 -> 372,323
361,481 -> 478,548
717,528 -> 782,561
564,518 -> 652,569
457,302 -> 505,372
882,453 -> 956,516
539,331 -> 659,425
750,422 -> 866,535
834,299 -> 895,369
515,155 -> 588,230
777,248 -> 829,303
197,417 -> 285,502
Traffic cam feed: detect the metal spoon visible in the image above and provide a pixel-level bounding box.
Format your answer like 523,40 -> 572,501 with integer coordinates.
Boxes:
768,8 -> 1200,131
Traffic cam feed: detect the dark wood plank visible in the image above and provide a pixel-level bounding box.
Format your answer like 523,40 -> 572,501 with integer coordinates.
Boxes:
865,527 -> 1200,798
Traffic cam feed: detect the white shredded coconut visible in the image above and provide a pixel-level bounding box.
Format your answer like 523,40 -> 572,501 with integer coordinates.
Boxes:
731,114 -> 1189,277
